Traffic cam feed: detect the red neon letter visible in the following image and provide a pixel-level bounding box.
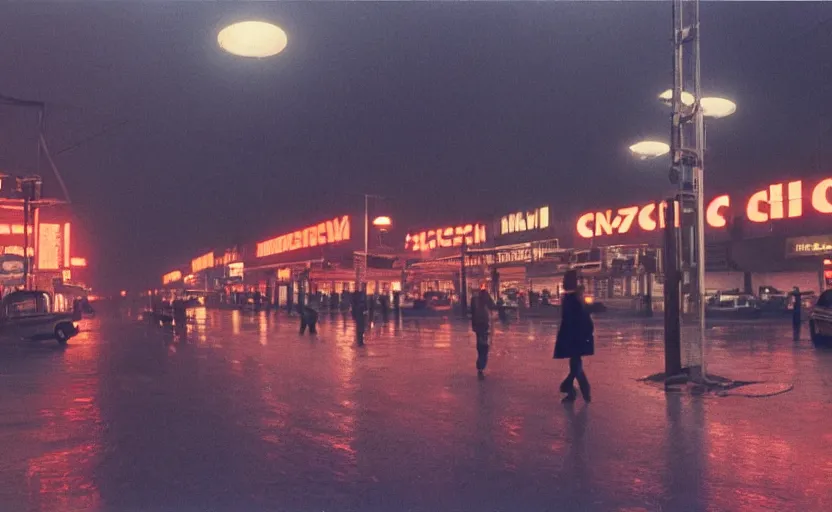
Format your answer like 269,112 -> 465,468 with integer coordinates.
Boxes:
706,195 -> 730,228
812,178 -> 832,214
576,212 -> 594,238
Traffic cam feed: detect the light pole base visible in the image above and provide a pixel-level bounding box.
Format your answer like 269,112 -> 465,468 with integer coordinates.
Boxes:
640,366 -> 736,394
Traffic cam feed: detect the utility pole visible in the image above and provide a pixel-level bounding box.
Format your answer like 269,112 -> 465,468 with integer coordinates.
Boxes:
459,238 -> 468,319
670,0 -> 706,380
364,194 -> 369,287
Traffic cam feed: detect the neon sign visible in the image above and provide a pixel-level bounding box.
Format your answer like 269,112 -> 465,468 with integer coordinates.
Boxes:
0,224 -> 33,235
577,176 -> 832,239
163,270 -> 182,285
405,224 -> 487,252
191,252 -> 214,273
38,223 -> 62,270
216,250 -> 240,267
228,262 -> 244,278
786,235 -> 832,257
500,206 -> 550,235
257,215 -> 351,258
70,257 -> 87,267
576,202 -> 679,238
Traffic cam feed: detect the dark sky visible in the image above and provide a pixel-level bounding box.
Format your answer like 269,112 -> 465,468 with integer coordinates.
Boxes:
1,2 -> 830,292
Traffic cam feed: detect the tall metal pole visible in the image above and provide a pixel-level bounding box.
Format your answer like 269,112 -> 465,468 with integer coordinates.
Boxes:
460,238 -> 468,319
667,0 -> 685,376
364,194 -> 369,287
23,194 -> 30,290
670,0 -> 706,381
693,0 -> 707,378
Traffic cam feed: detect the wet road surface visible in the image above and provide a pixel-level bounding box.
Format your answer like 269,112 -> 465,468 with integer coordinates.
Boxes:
1,308 -> 831,512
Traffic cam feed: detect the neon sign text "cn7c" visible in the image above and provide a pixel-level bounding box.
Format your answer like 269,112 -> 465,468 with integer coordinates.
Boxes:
405,224 -> 487,252
576,202 -> 680,238
576,176 -> 832,238
257,215 -> 351,258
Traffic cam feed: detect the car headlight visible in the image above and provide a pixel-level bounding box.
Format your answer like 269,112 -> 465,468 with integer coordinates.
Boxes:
72,322 -> 79,330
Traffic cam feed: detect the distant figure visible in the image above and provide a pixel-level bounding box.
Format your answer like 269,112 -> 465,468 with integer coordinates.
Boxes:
301,294 -> 319,335
392,291 -> 401,316
81,296 -> 95,316
496,297 -> 508,324
72,297 -> 83,321
172,297 -> 187,330
352,289 -> 368,346
367,293 -> 376,324
792,286 -> 802,341
470,283 -> 497,379
554,270 -> 594,403
253,290 -> 262,311
380,294 -> 390,323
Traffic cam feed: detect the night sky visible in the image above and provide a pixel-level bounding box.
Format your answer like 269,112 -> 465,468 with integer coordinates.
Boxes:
0,2 -> 830,292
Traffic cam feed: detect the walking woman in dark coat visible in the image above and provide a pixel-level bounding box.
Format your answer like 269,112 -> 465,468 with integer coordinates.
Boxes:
471,283 -> 497,378
554,270 -> 594,402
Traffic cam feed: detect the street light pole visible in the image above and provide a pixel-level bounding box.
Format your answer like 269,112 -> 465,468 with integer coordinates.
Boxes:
364,193 -> 369,288
693,0 -> 707,378
670,0 -> 707,381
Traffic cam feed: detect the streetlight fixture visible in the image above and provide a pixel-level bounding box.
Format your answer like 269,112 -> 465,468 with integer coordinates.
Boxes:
217,21 -> 288,58
700,97 -> 737,119
658,89 -> 695,107
372,216 -> 392,232
629,140 -> 670,160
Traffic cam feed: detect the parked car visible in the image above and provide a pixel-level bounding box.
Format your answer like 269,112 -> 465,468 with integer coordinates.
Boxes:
0,290 -> 79,345
706,291 -> 761,318
809,289 -> 832,347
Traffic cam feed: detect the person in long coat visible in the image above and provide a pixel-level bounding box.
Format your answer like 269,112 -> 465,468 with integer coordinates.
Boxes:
471,284 -> 497,378
352,288 -> 368,346
554,270 -> 594,402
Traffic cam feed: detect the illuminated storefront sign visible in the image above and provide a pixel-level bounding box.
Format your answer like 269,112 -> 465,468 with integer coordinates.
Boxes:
228,262 -> 244,278
163,270 -> 182,285
500,206 -> 550,235
0,224 -> 33,235
38,223 -> 62,270
257,215 -> 351,258
405,223 -> 487,252
577,177 -> 832,239
191,252 -> 214,273
576,202 -> 679,239
1,246 -> 33,257
216,250 -> 240,267
70,257 -> 87,267
786,235 -> 832,257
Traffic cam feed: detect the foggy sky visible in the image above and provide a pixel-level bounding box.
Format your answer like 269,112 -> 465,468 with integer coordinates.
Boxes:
0,2 -> 830,292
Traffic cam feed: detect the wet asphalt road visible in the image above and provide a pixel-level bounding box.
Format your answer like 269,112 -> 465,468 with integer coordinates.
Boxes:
1,307 -> 831,512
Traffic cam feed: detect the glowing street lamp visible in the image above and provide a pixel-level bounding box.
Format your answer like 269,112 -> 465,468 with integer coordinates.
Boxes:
629,140 -> 670,160
372,216 -> 392,232
658,89 -> 695,107
700,97 -> 737,119
217,21 -> 288,58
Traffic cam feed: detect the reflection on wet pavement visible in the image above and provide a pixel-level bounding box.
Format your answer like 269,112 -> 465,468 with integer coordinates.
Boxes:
0,309 -> 831,511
